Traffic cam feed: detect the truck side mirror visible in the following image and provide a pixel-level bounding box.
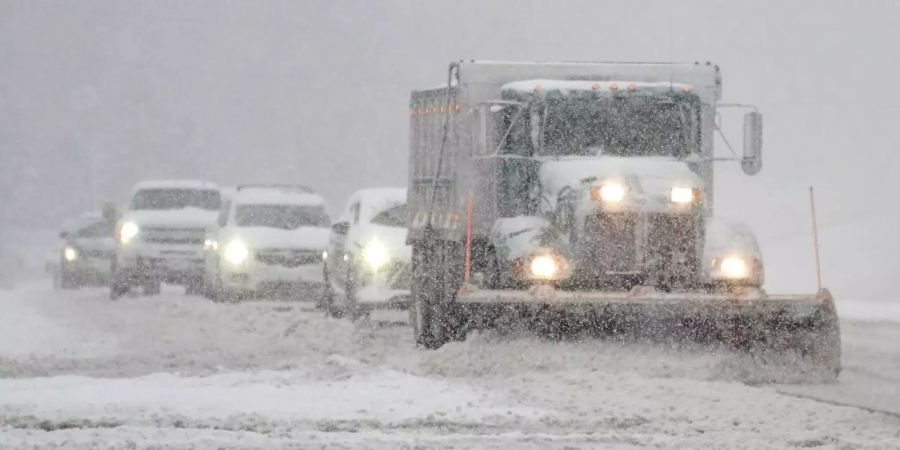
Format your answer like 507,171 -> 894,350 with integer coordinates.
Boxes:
59,231 -> 69,239
331,222 -> 350,235
741,111 -> 763,175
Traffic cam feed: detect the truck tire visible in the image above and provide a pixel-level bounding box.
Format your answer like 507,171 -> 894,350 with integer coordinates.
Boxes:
143,278 -> 161,296
109,258 -> 129,300
411,239 -> 467,349
185,278 -> 203,296
60,267 -> 79,290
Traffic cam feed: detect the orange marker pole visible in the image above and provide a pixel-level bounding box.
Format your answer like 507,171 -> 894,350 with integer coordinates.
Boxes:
464,192 -> 474,284
810,187 -> 823,292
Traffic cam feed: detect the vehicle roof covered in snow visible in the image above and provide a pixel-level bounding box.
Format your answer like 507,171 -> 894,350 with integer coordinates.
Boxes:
132,180 -> 219,192
233,186 -> 326,207
339,188 -> 406,223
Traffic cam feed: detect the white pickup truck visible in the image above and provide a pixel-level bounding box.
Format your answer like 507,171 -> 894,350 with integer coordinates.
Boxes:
110,180 -> 222,299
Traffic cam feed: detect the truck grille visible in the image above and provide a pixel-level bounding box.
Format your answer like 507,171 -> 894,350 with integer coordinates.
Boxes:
141,227 -> 205,245
255,249 -> 322,268
583,212 -> 638,272
580,212 -> 698,278
646,213 -> 697,271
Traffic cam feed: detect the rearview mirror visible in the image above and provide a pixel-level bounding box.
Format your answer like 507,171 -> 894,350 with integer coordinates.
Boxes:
741,111 -> 763,175
331,222 -> 350,235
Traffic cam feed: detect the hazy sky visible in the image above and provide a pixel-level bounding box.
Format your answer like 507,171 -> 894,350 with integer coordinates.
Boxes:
2,1 -> 898,298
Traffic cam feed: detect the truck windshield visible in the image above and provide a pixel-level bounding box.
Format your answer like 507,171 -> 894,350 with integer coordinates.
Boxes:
131,189 -> 222,211
234,205 -> 330,229
505,96 -> 698,158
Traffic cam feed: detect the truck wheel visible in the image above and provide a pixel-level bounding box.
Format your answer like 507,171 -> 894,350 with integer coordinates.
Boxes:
184,278 -> 203,296
60,268 -> 79,290
143,279 -> 161,296
110,274 -> 129,300
412,239 -> 467,349
109,258 -> 129,300
344,265 -> 365,321
322,283 -> 343,318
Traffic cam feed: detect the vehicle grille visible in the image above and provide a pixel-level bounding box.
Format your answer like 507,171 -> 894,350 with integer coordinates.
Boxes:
141,227 -> 205,245
255,249 -> 322,267
646,213 -> 697,271
583,212 -> 638,273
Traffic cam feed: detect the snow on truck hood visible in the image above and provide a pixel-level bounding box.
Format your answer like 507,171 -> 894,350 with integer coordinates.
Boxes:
122,208 -> 219,229
222,226 -> 330,251
540,156 -> 703,211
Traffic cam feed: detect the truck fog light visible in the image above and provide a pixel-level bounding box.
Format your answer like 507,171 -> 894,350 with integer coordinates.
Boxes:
720,256 -> 750,279
223,240 -> 250,265
670,187 -> 695,204
592,182 -> 626,203
63,246 -> 78,262
530,255 -> 559,279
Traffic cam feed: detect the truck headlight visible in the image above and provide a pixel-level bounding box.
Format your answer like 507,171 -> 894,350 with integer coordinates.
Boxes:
362,239 -> 390,271
223,240 -> 249,265
719,256 -> 750,279
119,222 -> 139,244
63,246 -> 78,262
592,182 -> 626,203
530,255 -> 558,279
670,187 -> 696,204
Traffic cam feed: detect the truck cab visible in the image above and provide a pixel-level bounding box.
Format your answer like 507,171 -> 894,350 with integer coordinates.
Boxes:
110,180 -> 222,299
404,62 -> 840,377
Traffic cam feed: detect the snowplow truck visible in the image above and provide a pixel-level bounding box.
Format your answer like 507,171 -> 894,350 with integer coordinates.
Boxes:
406,61 -> 840,375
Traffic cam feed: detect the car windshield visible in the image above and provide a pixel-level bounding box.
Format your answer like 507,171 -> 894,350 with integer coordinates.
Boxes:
504,96 -> 698,158
370,204 -> 407,228
234,204 -> 330,229
131,189 -> 222,211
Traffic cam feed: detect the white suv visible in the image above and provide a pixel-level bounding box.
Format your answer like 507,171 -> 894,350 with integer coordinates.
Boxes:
205,185 -> 330,301
110,180 -> 222,299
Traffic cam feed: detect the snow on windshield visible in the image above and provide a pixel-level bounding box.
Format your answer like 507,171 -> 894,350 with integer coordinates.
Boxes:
234,204 -> 329,229
131,189 -> 222,211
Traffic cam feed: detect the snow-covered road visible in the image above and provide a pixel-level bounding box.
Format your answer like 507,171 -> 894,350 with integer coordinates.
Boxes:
1,280 -> 898,449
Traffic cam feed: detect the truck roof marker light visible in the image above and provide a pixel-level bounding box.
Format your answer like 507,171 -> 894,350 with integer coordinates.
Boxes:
534,85 -> 544,93
682,84 -> 693,93
627,83 -> 636,92
591,83 -> 600,91
455,103 -> 461,111
609,83 -> 618,91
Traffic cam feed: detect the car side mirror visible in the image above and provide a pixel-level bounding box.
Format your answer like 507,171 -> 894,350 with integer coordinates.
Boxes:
331,222 -> 350,235
741,111 -> 763,175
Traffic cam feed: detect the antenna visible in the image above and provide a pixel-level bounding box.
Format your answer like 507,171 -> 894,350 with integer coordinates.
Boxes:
809,186 -> 823,292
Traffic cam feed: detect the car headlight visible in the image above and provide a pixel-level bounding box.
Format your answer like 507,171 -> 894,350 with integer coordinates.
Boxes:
719,256 -> 750,279
119,222 -> 139,244
63,246 -> 78,262
362,239 -> 390,271
670,187 -> 696,204
223,240 -> 249,265
592,182 -> 626,203
203,238 -> 218,252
